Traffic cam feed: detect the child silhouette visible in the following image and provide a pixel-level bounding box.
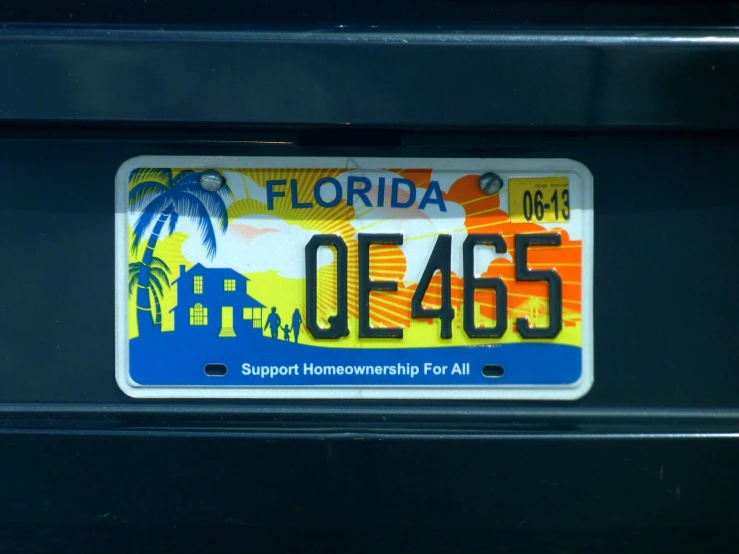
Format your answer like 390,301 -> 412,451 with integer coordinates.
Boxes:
282,324 -> 292,342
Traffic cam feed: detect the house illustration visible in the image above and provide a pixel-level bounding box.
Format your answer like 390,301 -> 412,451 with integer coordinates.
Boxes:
171,264 -> 265,337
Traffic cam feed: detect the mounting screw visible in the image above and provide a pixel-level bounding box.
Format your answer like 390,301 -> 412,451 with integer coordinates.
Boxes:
479,172 -> 503,195
200,169 -> 224,192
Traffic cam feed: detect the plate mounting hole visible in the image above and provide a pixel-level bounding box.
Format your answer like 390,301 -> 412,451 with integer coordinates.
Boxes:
482,364 -> 504,378
204,363 -> 227,377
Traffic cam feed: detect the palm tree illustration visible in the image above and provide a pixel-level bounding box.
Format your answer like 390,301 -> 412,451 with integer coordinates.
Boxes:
129,256 -> 171,328
128,168 -> 232,335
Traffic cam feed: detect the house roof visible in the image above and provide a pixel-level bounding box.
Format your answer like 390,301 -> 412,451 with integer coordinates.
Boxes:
242,296 -> 266,309
172,263 -> 251,284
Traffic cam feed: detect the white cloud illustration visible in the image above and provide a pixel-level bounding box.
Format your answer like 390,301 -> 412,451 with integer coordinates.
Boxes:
221,170 -> 267,205
179,214 -> 333,279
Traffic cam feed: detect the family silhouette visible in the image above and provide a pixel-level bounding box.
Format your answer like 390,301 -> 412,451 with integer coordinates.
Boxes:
264,307 -> 303,343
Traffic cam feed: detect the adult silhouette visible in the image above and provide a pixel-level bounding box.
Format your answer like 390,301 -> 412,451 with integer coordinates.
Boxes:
292,309 -> 303,343
264,307 -> 282,339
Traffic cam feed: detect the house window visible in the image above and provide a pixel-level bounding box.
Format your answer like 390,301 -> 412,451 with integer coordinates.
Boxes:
224,279 -> 236,292
193,276 -> 203,294
189,303 -> 208,326
243,307 -> 262,328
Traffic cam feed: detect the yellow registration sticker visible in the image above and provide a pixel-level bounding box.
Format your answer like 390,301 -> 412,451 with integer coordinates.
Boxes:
509,177 -> 570,224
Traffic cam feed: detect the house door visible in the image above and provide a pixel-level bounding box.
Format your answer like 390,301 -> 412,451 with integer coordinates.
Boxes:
218,306 -> 236,337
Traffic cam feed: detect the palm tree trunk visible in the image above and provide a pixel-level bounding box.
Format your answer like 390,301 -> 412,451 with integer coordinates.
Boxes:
153,297 -> 162,326
136,204 -> 173,335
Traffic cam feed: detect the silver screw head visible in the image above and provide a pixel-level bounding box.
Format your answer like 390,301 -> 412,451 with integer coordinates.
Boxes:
479,172 -> 503,195
200,169 -> 224,192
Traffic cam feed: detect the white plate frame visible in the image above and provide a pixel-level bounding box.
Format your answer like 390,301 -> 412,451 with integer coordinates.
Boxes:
115,156 -> 594,400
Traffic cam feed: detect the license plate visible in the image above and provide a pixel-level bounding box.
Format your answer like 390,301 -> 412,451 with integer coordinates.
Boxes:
116,156 -> 593,399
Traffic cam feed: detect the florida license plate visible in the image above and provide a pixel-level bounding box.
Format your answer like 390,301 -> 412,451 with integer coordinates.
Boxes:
116,156 -> 594,399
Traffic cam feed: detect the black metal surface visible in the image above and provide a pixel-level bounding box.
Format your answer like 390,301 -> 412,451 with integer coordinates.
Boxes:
3,0 -> 739,28
2,1 -> 739,550
1,27 -> 739,129
0,435 -> 737,553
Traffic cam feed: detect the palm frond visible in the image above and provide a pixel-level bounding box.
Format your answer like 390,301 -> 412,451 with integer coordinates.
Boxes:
167,210 -> 179,237
148,257 -> 171,274
181,187 -> 229,233
216,180 -> 235,202
130,257 -> 171,297
128,181 -> 168,213
173,170 -> 195,185
129,168 -> 173,189
150,286 -> 160,306
149,287 -> 162,324
128,262 -> 141,295
131,194 -> 171,255
148,272 -> 165,298
173,195 -> 218,259
149,267 -> 171,291
128,272 -> 138,295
